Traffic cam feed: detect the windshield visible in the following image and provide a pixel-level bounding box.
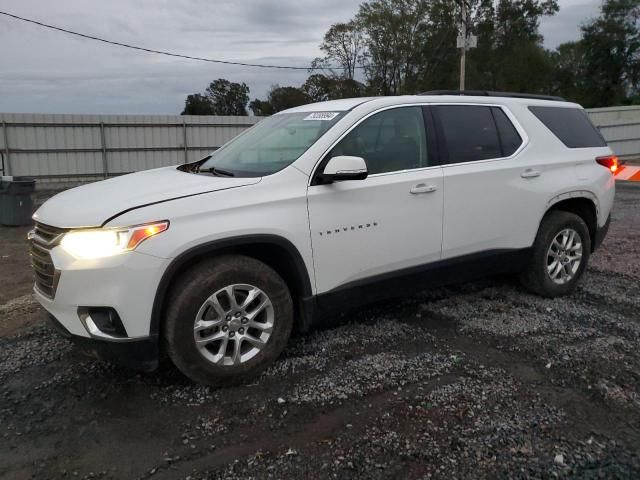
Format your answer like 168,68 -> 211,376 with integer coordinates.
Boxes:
199,112 -> 344,177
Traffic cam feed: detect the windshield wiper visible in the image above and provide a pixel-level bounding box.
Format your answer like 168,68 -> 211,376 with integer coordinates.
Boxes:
203,166 -> 235,177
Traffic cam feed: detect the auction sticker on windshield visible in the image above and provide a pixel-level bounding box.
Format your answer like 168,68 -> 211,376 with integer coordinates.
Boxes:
303,112 -> 340,121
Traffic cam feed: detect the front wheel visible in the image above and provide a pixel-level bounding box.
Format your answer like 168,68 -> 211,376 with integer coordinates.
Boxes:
521,211 -> 591,298
163,255 -> 293,385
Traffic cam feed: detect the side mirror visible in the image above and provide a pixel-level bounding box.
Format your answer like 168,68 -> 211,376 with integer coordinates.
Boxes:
321,156 -> 368,182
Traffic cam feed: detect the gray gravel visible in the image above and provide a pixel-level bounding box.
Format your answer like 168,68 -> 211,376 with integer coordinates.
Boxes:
1,184 -> 639,479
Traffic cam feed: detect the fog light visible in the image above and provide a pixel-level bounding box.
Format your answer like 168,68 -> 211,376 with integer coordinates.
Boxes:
78,307 -> 127,339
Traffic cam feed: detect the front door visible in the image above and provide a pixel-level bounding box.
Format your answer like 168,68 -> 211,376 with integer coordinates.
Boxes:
307,105 -> 444,295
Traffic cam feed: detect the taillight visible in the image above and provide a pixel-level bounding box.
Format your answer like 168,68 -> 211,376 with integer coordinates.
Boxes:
596,155 -> 619,173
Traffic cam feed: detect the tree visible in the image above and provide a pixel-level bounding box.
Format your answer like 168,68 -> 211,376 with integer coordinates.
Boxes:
249,85 -> 311,115
204,79 -> 250,115
548,41 -> 588,102
350,0 -> 558,95
311,21 -> 366,79
249,74 -> 365,116
579,0 -> 640,107
181,94 -> 215,115
249,99 -> 275,116
302,74 -> 334,102
302,74 -> 366,102
548,0 -> 640,107
414,0 -> 462,91
356,0 -> 431,95
266,85 -> 311,113
330,77 -> 367,98
493,0 -> 559,46
181,79 -> 250,115
464,0 -> 558,92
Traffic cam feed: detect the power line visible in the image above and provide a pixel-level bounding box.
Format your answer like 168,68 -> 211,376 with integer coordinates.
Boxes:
0,10 -> 344,71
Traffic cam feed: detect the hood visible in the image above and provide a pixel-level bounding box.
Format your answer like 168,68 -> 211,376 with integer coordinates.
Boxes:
34,166 -> 261,228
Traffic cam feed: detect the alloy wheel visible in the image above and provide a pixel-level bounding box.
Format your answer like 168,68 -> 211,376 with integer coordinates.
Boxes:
193,284 -> 274,366
546,228 -> 583,285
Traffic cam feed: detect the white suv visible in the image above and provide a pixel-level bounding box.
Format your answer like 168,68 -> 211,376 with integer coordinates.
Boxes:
30,92 -> 616,385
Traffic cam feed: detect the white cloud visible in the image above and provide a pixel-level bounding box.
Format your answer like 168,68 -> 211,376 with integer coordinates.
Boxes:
540,0 -> 602,48
0,0 -> 361,113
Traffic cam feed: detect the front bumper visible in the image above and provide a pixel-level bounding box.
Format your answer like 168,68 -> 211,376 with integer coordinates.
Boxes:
47,313 -> 159,371
33,246 -> 169,338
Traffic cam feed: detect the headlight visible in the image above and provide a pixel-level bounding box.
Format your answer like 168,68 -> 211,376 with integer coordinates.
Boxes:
60,221 -> 169,260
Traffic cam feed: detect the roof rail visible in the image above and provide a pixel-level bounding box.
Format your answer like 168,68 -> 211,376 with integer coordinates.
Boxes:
420,90 -> 566,102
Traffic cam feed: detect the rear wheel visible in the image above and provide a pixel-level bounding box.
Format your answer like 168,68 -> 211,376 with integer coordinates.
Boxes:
521,211 -> 591,297
163,255 -> 293,385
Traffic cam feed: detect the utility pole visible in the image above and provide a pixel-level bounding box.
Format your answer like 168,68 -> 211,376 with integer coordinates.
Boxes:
459,1 -> 467,91
457,1 -> 476,91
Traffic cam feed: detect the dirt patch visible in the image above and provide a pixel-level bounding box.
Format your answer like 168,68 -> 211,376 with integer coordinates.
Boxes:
0,226 -> 34,304
0,294 -> 41,337
1,185 -> 639,479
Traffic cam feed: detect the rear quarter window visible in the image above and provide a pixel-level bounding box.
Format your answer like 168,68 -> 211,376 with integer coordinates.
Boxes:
528,106 -> 606,148
492,108 -> 522,156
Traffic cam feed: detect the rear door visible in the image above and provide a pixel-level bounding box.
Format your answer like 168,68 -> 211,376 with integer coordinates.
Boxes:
431,104 -> 541,259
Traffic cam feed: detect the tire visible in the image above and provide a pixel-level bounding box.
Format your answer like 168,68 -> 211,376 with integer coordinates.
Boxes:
163,255 -> 293,386
520,211 -> 591,298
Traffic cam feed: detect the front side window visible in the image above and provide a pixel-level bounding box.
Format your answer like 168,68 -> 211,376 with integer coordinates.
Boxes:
329,106 -> 428,175
200,112 -> 344,177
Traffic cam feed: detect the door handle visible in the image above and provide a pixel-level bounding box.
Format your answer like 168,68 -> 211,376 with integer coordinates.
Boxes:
521,169 -> 541,179
410,183 -> 438,194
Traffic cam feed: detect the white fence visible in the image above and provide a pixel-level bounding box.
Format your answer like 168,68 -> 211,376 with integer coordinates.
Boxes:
0,106 -> 638,188
587,106 -> 640,161
0,113 -> 260,188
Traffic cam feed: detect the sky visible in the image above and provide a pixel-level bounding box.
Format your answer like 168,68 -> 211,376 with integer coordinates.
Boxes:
0,0 -> 603,115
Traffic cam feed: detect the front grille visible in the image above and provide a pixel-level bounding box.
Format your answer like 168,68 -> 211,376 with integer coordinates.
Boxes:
29,222 -> 67,298
33,222 -> 67,245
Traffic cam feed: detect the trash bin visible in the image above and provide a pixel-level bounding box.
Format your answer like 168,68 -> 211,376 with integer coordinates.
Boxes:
0,176 -> 36,226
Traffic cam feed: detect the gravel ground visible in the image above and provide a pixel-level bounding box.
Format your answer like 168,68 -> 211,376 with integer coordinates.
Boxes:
1,184 -> 639,479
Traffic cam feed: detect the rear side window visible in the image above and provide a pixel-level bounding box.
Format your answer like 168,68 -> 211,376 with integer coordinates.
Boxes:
529,106 -> 606,148
434,105 -> 522,164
